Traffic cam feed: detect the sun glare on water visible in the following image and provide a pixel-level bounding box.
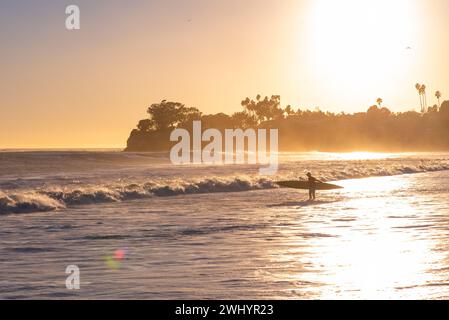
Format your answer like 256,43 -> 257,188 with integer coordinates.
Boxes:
271,175 -> 443,299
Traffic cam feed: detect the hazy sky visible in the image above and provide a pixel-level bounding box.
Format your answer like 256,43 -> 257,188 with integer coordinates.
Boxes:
1,0 -> 448,148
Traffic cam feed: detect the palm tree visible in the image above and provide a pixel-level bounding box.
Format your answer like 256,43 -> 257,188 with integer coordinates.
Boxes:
415,83 -> 428,113
435,91 -> 442,109
415,83 -> 423,112
376,98 -> 383,107
421,84 -> 427,113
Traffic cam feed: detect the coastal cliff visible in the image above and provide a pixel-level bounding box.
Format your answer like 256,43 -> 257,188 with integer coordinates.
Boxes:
125,129 -> 172,152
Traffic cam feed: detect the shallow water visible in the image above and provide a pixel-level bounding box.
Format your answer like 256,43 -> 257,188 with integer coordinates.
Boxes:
1,152 -> 449,299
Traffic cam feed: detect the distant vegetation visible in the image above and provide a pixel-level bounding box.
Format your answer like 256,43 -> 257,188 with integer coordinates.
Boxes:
126,93 -> 449,152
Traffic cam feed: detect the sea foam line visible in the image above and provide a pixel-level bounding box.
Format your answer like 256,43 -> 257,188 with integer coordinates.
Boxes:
1,162 -> 449,214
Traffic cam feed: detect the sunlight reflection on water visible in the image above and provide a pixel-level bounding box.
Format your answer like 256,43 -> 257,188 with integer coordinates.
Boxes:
269,175 -> 448,299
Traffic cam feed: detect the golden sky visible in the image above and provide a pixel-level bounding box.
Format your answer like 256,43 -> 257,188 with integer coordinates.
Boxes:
1,0 -> 448,148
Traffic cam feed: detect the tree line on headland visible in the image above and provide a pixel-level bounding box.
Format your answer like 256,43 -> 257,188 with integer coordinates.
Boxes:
125,92 -> 449,152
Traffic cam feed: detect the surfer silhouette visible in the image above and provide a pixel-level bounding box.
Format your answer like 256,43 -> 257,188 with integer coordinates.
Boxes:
306,172 -> 322,200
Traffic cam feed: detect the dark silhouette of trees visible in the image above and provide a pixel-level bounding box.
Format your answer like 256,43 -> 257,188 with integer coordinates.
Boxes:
201,113 -> 233,130
436,91 -> 442,109
125,95 -> 449,152
415,84 -> 428,113
421,84 -> 428,112
137,119 -> 154,132
367,105 -> 391,119
441,100 -> 449,116
241,95 -> 284,123
415,83 -> 422,112
231,111 -> 257,129
146,100 -> 201,131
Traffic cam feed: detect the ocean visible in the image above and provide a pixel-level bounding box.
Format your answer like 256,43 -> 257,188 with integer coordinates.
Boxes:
1,151 -> 449,299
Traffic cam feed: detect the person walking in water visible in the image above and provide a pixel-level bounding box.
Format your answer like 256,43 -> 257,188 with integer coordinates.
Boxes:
306,172 -> 322,200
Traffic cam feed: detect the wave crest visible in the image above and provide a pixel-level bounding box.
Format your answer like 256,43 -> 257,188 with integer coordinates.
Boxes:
1,160 -> 449,214
0,191 -> 64,214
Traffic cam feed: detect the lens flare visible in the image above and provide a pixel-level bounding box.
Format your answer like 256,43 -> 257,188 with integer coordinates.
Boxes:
105,248 -> 129,270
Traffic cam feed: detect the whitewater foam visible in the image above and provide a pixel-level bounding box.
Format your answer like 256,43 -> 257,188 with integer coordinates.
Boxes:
1,155 -> 449,214
0,191 -> 65,214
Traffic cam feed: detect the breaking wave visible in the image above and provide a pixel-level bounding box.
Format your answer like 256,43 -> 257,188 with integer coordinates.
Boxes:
1,161 -> 449,214
0,191 -> 65,214
0,178 -> 275,214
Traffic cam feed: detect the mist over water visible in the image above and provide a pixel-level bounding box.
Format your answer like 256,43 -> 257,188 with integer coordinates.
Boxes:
1,151 -> 449,299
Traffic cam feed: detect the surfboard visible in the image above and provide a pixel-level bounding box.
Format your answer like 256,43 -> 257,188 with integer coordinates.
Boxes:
276,180 -> 343,190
